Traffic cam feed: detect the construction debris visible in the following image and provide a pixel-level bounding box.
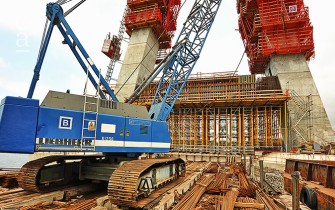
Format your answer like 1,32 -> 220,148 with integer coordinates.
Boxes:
264,172 -> 284,194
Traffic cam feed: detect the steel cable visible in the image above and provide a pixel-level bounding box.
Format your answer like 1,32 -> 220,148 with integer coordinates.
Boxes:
36,18 -> 49,64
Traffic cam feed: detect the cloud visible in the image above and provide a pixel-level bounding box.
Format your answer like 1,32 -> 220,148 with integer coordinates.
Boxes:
0,76 -> 28,98
0,57 -> 9,68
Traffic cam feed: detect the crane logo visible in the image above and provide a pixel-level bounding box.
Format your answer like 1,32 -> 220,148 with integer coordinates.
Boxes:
59,116 -> 73,130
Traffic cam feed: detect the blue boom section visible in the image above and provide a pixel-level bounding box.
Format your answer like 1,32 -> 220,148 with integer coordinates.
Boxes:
148,0 -> 222,121
0,96 -> 171,154
27,3 -> 118,101
0,97 -> 39,153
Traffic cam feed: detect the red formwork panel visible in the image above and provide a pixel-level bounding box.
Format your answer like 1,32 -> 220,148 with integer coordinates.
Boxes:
237,0 -> 315,74
158,40 -> 172,49
237,0 -> 258,18
125,8 -> 174,49
125,7 -> 163,33
167,0 -> 181,6
127,0 -> 168,10
247,44 -> 270,74
125,0 -> 181,50
259,25 -> 314,59
239,15 -> 253,40
249,58 -> 270,74
245,0 -> 258,13
257,0 -> 309,30
163,0 -> 181,32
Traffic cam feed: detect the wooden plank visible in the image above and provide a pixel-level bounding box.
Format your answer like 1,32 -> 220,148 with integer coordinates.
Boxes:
234,202 -> 265,209
2,190 -> 64,208
1,184 -> 100,209
0,188 -> 23,196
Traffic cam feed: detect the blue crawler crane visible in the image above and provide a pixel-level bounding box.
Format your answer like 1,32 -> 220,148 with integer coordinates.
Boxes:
0,0 -> 222,208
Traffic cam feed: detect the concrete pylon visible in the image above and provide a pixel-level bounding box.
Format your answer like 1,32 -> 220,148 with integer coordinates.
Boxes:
114,27 -> 159,102
267,54 -> 335,146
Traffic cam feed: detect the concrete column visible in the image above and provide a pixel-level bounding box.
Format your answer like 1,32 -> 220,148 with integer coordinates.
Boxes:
115,27 -> 159,102
267,54 -> 335,145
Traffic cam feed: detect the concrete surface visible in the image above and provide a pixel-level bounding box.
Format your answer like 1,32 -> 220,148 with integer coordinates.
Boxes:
267,54 -> 335,147
115,27 -> 159,102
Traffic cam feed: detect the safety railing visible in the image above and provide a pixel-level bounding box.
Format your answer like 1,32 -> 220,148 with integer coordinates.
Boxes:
259,25 -> 314,59
138,88 -> 288,104
170,144 -> 282,154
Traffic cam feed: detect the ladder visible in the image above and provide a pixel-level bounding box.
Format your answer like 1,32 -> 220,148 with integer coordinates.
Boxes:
81,67 -> 101,151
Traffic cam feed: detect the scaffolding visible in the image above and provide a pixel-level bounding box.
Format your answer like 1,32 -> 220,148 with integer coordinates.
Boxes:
136,72 -> 289,154
125,0 -> 181,49
237,0 -> 315,74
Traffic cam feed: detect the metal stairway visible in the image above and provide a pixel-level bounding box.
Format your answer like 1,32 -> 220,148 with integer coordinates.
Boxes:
289,90 -> 313,145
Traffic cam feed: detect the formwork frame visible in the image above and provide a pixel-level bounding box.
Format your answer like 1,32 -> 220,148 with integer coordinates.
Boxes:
139,73 -> 289,154
168,106 -> 284,153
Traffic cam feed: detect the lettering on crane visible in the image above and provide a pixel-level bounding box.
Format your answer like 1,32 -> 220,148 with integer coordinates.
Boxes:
37,138 -> 92,146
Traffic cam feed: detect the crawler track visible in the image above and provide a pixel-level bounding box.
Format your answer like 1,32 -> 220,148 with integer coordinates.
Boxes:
19,155 -> 102,192
108,157 -> 184,208
19,155 -> 65,192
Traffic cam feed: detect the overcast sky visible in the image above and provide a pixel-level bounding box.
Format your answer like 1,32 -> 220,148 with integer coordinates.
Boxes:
0,0 -> 334,129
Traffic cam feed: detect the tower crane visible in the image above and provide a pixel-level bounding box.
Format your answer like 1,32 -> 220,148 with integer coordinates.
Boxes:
0,0 -> 222,208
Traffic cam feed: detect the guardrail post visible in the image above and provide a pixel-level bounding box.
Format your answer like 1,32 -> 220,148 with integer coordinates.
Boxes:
259,160 -> 264,188
292,171 -> 300,210
243,154 -> 247,171
249,155 -> 252,175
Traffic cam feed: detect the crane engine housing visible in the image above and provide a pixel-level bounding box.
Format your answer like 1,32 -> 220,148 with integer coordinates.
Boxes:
0,91 -> 171,154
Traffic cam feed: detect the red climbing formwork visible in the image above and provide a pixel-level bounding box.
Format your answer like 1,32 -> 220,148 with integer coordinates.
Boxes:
237,0 -> 314,74
164,0 -> 181,32
125,0 -> 181,50
127,0 -> 168,10
257,0 -> 310,30
125,6 -> 163,33
259,25 -> 314,58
